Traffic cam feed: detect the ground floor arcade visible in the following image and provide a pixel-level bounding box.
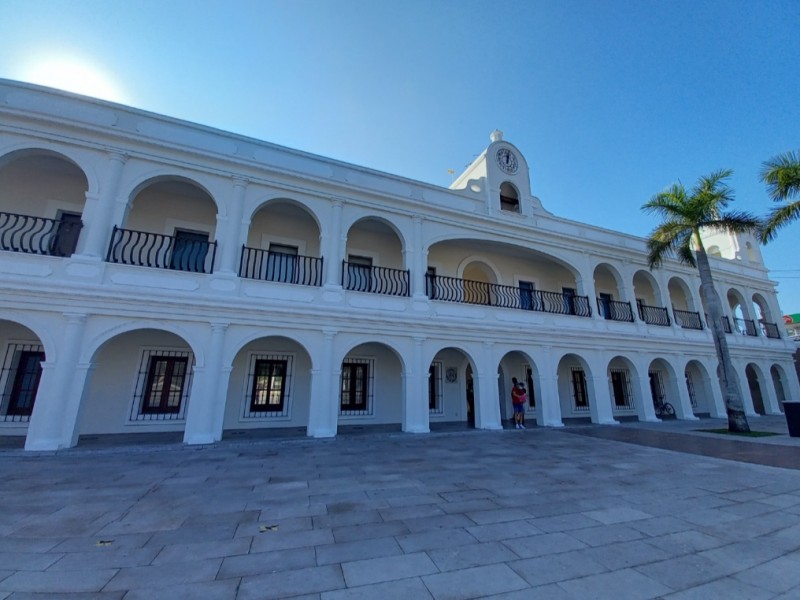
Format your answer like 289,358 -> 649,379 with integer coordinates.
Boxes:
1,315 -> 797,451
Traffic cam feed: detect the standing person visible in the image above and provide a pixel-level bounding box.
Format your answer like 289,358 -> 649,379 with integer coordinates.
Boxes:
511,377 -> 526,429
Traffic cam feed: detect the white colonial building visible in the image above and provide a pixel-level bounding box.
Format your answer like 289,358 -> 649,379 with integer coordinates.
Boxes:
0,79 -> 796,451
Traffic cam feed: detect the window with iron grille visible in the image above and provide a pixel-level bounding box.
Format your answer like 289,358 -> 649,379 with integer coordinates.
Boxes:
244,354 -> 293,418
685,371 -> 697,408
429,361 -> 443,414
340,358 -> 373,416
610,368 -> 634,409
571,367 -> 589,411
524,364 -> 536,409
130,349 -> 192,421
648,370 -> 666,408
0,344 -> 44,422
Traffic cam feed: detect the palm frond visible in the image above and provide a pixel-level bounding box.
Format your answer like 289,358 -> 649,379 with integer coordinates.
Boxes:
760,150 -> 800,202
646,222 -> 694,268
705,210 -> 761,234
760,200 -> 800,243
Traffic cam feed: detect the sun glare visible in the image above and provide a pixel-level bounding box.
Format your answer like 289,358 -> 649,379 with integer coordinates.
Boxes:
25,58 -> 126,104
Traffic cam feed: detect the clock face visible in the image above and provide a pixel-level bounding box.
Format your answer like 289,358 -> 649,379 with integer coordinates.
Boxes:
496,148 -> 518,174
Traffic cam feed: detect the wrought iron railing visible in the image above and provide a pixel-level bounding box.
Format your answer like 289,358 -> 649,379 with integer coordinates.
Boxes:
761,321 -> 781,339
637,303 -> 671,326
0,211 -> 82,257
106,226 -> 217,274
735,317 -> 758,336
673,308 -> 703,330
596,298 -> 634,322
426,274 -> 591,317
239,246 -> 323,287
709,314 -> 734,333
342,261 -> 409,297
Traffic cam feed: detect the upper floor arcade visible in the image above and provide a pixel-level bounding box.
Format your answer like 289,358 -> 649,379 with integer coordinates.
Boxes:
0,80 -> 787,347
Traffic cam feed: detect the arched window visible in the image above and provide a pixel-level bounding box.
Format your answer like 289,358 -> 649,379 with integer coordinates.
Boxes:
707,245 -> 722,257
499,182 -> 520,213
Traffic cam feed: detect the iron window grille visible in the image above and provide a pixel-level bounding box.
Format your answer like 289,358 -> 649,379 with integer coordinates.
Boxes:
0,343 -> 44,422
130,349 -> 193,422
244,354 -> 293,419
429,361 -> 443,414
340,358 -> 374,416
571,367 -> 590,411
524,364 -> 536,410
609,368 -> 634,409
685,372 -> 698,409
648,370 -> 666,411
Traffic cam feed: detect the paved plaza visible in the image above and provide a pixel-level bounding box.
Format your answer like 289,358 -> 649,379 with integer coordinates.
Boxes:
1,416 -> 800,599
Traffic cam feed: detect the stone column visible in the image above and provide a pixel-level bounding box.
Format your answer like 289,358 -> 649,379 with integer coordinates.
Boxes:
410,216 -> 428,300
183,322 -> 229,445
403,337 -> 430,433
217,176 -> 248,275
308,330 -> 338,437
670,359 -> 699,421
733,359 -> 758,416
25,313 -> 88,451
76,151 -> 127,259
588,374 -> 618,425
323,200 -> 344,288
474,342 -> 502,430
536,350 -> 563,427
631,358 -> 659,422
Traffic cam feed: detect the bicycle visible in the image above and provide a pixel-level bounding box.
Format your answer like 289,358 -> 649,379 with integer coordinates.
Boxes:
653,398 -> 675,418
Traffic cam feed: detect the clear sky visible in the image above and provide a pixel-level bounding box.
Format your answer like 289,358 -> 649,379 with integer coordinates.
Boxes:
1,0 -> 798,314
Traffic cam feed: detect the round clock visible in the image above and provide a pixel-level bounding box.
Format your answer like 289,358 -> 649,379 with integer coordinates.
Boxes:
496,148 -> 518,174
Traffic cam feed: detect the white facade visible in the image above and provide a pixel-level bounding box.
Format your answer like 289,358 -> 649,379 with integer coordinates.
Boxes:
0,79 -> 797,451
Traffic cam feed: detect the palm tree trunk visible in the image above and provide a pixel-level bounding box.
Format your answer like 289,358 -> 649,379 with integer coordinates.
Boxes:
695,245 -> 750,432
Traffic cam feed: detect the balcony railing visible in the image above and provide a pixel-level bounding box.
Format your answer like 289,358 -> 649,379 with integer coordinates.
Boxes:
342,261 -> 409,297
760,321 -> 781,339
106,226 -> 217,274
427,274 -> 592,317
735,317 -> 758,337
0,211 -> 82,257
673,308 -> 703,330
596,298 -> 634,322
239,246 -> 323,287
637,303 -> 671,327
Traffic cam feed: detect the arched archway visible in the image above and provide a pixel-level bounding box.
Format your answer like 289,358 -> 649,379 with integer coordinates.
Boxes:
0,320 -> 47,438
337,341 -> 405,431
499,181 -> 520,213
0,149 -> 89,258
112,177 -> 218,273
78,328 -> 197,441
343,218 -> 406,295
647,358 -> 680,419
498,350 -> 539,428
607,356 -> 639,418
242,199 -> 323,285
684,360 -> 715,416
557,353 -> 592,421
745,363 -> 766,415
428,346 -> 478,428
594,264 -> 628,320
223,335 -> 313,436
770,364 -> 789,413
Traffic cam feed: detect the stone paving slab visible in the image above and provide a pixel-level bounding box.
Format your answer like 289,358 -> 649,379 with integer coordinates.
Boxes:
1,420 -> 800,598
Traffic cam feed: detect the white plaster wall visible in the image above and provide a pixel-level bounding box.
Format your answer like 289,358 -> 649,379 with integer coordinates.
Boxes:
223,337 -> 312,430
346,226 -> 403,270
430,348 -> 470,422
79,329 -> 192,434
340,343 -> 403,424
0,155 -> 87,217
126,184 -> 217,236
247,204 -> 321,255
594,268 -> 620,297
428,242 -> 574,290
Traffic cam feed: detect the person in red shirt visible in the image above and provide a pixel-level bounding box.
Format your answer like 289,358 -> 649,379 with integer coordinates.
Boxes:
511,377 -> 527,429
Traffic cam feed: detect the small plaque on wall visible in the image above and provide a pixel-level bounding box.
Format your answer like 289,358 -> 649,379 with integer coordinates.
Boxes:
445,367 -> 457,383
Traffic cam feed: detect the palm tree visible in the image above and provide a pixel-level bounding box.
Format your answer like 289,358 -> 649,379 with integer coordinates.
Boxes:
760,150 -> 800,243
642,169 -> 760,433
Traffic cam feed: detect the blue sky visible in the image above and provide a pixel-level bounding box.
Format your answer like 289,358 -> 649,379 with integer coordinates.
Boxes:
1,0 -> 799,313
